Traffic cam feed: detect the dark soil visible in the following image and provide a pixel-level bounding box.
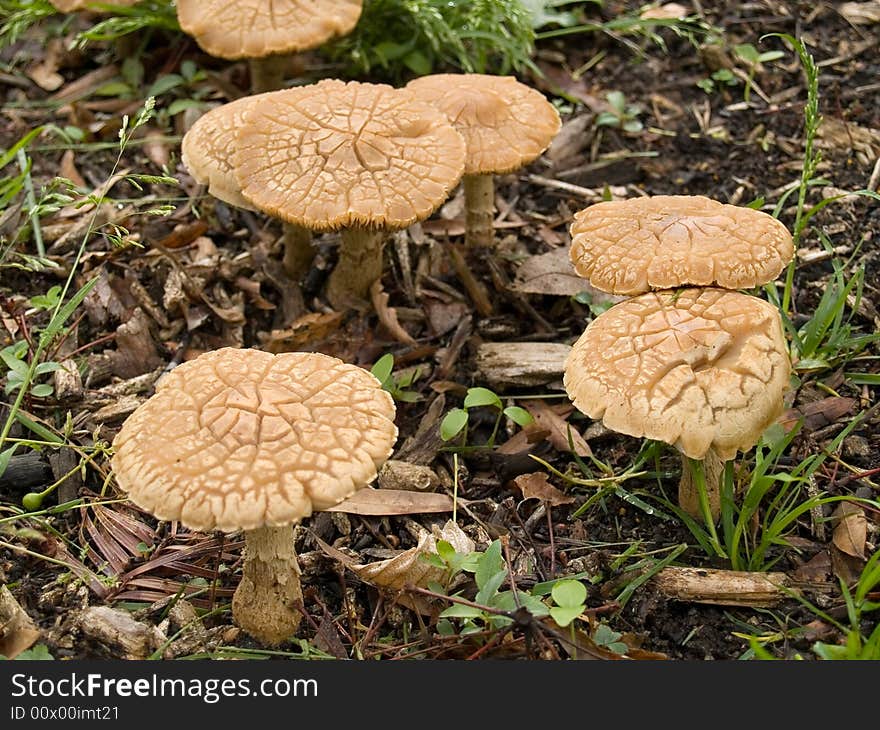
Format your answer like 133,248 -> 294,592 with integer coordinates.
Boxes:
1,0 -> 878,661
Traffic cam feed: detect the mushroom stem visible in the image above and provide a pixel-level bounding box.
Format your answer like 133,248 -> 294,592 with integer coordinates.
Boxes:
463,173 -> 496,248
326,226 -> 386,309
249,55 -> 288,93
232,524 -> 303,646
678,450 -> 725,524
282,222 -> 315,283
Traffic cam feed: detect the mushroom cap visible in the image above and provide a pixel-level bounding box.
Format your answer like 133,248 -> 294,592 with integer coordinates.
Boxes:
234,79 -> 466,232
181,94 -> 280,211
176,0 -> 363,60
563,288 -> 791,460
50,0 -> 138,11
111,347 -> 398,534
405,73 -> 561,176
569,195 -> 795,295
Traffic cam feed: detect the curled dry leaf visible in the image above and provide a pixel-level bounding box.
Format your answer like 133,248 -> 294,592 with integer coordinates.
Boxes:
831,501 -> 867,560
349,520 -> 475,592
512,472 -> 574,506
839,1 -> 880,25
370,279 -> 416,345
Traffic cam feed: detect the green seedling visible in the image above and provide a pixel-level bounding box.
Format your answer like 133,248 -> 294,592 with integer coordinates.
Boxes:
547,579 -> 587,627
733,43 -> 784,103
595,90 -> 643,133
439,386 -> 533,448
370,353 -> 423,403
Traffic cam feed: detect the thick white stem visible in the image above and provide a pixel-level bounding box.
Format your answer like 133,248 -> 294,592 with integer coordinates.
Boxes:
231,524 -> 303,646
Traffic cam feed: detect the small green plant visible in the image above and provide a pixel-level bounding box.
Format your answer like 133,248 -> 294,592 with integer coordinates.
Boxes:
811,549 -> 880,660
370,353 -> 423,403
595,90 -> 644,133
697,68 -> 737,94
0,0 -> 56,50
0,340 -> 61,399
439,387 -> 533,448
436,539 -> 549,636
732,43 -> 784,102
546,578 -> 587,627
327,0 -> 537,81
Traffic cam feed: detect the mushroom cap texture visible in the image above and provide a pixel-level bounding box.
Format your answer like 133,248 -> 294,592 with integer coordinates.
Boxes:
181,94 -> 280,211
405,73 -> 561,176
176,0 -> 363,60
569,195 -> 794,295
564,288 -> 791,460
111,347 -> 398,533
50,0 -> 138,10
234,79 -> 466,231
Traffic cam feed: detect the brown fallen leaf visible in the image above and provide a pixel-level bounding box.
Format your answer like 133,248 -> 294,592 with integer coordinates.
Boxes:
512,247 -> 622,299
349,520 -> 475,591
831,502 -> 867,559
0,585 -> 41,660
26,38 -> 65,91
327,488 -> 460,516
779,396 -> 857,432
512,472 -> 574,506
371,279 -> 416,345
59,149 -> 87,188
526,400 -> 592,457
262,311 -> 344,353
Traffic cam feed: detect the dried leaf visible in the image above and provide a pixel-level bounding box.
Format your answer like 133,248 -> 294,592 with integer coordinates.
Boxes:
512,472 -> 574,506
526,400 -> 592,457
839,1 -> 880,25
779,397 -> 857,432
59,150 -> 87,188
832,502 -> 867,559
371,279 -> 416,345
349,520 -> 475,591
0,585 -> 41,660
262,312 -> 344,353
327,488 -> 460,516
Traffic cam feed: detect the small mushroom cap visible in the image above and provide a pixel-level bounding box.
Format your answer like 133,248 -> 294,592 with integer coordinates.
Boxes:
50,0 -> 137,11
564,288 -> 790,460
181,94 -> 278,211
176,0 -> 363,60
569,195 -> 795,295
111,348 -> 397,533
405,73 -> 561,176
234,79 -> 466,231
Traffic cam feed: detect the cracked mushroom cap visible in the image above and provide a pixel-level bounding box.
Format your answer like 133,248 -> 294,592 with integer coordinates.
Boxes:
176,0 -> 363,60
564,288 -> 790,460
181,94 -> 279,211
50,0 -> 137,10
111,347 -> 397,534
234,79 -> 466,231
569,195 -> 794,295
405,73 -> 561,176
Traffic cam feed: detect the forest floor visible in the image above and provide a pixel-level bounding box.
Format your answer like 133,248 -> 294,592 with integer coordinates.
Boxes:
0,0 -> 878,661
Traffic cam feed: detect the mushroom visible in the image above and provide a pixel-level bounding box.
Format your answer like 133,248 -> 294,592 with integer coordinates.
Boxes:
175,0 -> 363,93
180,92 -> 315,287
406,73 -> 561,248
233,78 -> 466,308
569,194 -> 794,296
563,288 -> 791,522
110,347 -> 397,646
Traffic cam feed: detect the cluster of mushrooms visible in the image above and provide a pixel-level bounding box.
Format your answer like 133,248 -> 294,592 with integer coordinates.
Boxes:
563,195 -> 795,522
105,1 -> 797,648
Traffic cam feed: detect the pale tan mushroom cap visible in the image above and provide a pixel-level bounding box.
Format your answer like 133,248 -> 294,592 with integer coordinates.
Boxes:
570,195 -> 794,295
564,288 -> 790,460
50,0 -> 137,11
176,0 -> 363,60
111,348 -> 397,534
405,74 -> 561,176
234,79 -> 466,231
181,94 -> 280,211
